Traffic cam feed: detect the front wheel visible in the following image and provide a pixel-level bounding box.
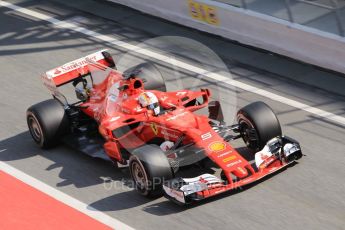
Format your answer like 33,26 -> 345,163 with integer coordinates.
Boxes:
237,101 -> 282,151
129,145 -> 173,197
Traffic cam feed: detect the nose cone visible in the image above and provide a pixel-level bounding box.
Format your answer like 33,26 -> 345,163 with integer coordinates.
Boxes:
232,167 -> 249,178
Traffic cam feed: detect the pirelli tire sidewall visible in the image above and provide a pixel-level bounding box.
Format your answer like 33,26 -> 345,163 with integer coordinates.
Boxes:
26,99 -> 69,149
129,145 -> 173,197
237,101 -> 282,151
124,62 -> 166,92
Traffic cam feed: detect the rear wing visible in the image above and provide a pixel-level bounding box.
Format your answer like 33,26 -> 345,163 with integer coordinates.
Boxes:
42,50 -> 115,90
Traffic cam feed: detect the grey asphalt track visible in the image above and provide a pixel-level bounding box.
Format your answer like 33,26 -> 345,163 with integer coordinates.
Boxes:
0,1 -> 344,230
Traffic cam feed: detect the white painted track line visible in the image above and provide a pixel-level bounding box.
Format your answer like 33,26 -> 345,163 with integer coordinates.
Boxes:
0,1 -> 344,227
0,161 -> 135,230
1,1 -> 344,126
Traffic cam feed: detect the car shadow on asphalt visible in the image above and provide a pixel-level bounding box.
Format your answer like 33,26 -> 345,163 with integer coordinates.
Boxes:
142,162 -> 298,216
0,132 -> 38,161
0,131 -> 298,215
0,131 -> 127,189
88,161 -> 298,215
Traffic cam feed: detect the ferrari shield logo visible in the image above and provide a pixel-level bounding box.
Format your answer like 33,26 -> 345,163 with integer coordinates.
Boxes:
151,123 -> 159,135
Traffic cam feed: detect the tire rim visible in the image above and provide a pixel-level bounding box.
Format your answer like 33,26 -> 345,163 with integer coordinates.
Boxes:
239,119 -> 259,149
28,116 -> 42,143
131,161 -> 147,190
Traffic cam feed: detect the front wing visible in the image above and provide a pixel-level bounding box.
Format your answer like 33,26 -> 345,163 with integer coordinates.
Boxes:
163,136 -> 302,205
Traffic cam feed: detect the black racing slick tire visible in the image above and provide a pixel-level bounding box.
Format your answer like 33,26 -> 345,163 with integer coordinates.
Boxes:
26,99 -> 69,149
129,145 -> 173,197
237,101 -> 282,151
123,62 -> 166,92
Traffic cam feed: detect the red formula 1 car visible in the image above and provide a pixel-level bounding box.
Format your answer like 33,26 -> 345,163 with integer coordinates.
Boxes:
26,50 -> 302,205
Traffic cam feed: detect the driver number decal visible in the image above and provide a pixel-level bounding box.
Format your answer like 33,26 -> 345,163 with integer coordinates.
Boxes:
201,132 -> 212,140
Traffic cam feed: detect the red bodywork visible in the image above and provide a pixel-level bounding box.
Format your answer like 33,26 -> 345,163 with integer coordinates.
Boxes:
42,50 -> 296,203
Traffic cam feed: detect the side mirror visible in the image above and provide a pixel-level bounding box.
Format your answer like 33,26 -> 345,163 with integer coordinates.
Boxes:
208,101 -> 224,123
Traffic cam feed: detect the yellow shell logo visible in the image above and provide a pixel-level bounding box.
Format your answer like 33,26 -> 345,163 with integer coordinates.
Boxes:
223,155 -> 236,162
209,141 -> 226,152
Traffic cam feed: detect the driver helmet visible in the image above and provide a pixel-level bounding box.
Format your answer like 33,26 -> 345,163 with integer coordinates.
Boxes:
138,92 -> 160,116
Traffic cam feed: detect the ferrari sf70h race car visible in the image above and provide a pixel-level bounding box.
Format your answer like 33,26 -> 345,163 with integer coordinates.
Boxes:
26,50 -> 302,205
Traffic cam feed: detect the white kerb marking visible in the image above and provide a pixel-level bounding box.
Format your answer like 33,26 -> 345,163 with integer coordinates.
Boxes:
0,161 -> 135,230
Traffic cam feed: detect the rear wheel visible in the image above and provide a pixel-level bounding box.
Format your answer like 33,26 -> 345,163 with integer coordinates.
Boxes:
27,99 -> 69,148
237,101 -> 282,151
123,62 -> 166,92
129,145 -> 173,197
